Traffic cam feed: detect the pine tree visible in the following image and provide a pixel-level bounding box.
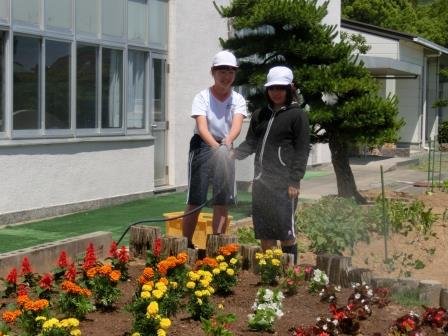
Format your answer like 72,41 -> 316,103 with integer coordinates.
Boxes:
215,0 -> 403,202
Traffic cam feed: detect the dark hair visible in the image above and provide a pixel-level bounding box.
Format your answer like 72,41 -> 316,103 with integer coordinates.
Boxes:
265,85 -> 297,107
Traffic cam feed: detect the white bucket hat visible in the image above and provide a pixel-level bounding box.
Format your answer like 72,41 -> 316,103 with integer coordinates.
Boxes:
264,66 -> 293,87
212,50 -> 238,68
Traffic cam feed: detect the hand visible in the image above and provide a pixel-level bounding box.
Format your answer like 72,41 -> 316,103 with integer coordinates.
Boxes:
288,186 -> 300,199
221,137 -> 232,149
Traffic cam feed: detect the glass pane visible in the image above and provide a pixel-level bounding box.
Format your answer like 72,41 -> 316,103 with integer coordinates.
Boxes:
127,50 -> 146,129
102,0 -> 125,38
13,0 -> 40,25
0,32 -> 4,132
102,48 -> 122,128
76,0 -> 98,35
128,0 -> 147,43
46,0 -> 72,30
0,0 -> 9,22
149,0 -> 168,48
76,45 -> 97,128
153,58 -> 165,122
13,36 -> 40,130
46,40 -> 70,129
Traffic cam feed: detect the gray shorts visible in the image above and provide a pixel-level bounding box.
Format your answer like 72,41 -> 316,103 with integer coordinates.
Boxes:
186,135 -> 236,206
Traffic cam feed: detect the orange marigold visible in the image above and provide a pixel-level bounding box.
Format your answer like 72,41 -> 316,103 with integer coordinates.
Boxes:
61,280 -> 91,297
176,252 -> 188,265
99,264 -> 112,275
2,309 -> 21,323
109,270 -> 121,282
86,267 -> 97,278
218,243 -> 239,256
23,298 -> 49,312
138,267 -> 155,285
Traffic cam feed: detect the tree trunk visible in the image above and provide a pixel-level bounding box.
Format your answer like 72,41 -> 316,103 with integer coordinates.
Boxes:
328,137 -> 366,204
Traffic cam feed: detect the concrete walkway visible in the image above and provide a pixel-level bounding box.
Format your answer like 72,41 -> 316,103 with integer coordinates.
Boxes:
300,153 -> 433,200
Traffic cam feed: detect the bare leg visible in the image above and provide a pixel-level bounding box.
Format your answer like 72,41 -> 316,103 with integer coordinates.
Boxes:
212,205 -> 228,234
281,239 -> 298,264
260,239 -> 277,251
182,204 -> 201,246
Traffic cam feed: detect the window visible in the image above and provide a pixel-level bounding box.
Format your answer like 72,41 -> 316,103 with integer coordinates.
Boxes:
102,0 -> 125,39
128,0 -> 147,43
76,0 -> 99,36
46,40 -> 71,129
153,58 -> 165,122
13,36 -> 40,130
0,0 -> 9,23
102,48 -> 123,129
149,0 -> 168,49
46,0 -> 72,31
0,32 -> 4,132
13,0 -> 41,26
76,44 -> 97,129
127,50 -> 146,129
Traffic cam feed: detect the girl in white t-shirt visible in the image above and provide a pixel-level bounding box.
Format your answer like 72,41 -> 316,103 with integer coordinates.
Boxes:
182,50 -> 247,248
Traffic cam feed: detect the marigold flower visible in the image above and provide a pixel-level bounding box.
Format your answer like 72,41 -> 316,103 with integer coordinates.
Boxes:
2,309 -> 21,323
147,301 -> 158,315
226,268 -> 235,276
141,291 -> 151,299
186,281 -> 196,289
157,329 -> 166,336
109,270 -> 121,282
159,317 -> 171,329
70,328 -> 82,336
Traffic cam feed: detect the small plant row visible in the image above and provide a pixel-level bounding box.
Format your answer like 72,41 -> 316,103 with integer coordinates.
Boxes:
0,241 -> 130,336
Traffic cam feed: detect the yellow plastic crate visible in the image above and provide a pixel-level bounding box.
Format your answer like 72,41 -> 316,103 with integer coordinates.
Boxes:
163,212 -> 232,249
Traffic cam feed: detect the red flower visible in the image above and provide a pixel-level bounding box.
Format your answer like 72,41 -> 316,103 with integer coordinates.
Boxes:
153,238 -> 162,257
17,284 -> 28,296
57,251 -> 69,268
6,268 -> 17,284
109,241 -> 118,258
39,273 -> 53,290
118,246 -> 129,263
422,306 -> 448,329
82,243 -> 97,270
65,263 -> 77,282
21,257 -> 32,275
329,303 -> 347,321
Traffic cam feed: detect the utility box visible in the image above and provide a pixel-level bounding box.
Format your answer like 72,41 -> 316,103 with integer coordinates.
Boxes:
163,212 -> 232,249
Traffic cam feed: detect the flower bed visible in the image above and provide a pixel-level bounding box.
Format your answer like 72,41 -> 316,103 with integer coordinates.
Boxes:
1,242 -> 447,336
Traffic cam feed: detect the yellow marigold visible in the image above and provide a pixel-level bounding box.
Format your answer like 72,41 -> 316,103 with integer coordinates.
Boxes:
146,301 -> 158,315
194,290 -> 203,298
70,329 -> 82,336
230,258 -> 238,265
35,316 -> 47,322
186,281 -> 196,289
170,281 -> 178,289
207,286 -> 215,295
226,268 -> 235,276
140,291 -> 151,299
196,298 -> 203,305
188,271 -> 200,281
255,253 -> 264,260
131,333 -> 141,336
61,317 -> 79,328
271,258 -> 281,266
109,270 -> 121,282
159,317 -> 171,329
157,329 -> 166,336
216,255 -> 225,262
212,268 -> 220,275
259,259 -> 267,266
273,248 -> 283,257
159,277 -> 169,285
155,281 -> 167,291
42,317 -> 60,329
2,310 -> 21,323
152,289 -> 164,300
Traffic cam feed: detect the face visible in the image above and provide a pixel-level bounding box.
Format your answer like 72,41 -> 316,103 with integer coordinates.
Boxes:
212,66 -> 236,91
267,85 -> 289,106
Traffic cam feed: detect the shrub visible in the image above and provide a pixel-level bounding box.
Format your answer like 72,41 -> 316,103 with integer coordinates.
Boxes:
438,120 -> 448,144
295,196 -> 370,255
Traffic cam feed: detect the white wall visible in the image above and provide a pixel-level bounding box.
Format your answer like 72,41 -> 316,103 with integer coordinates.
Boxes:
0,140 -> 154,215
396,79 -> 421,143
167,0 -> 231,188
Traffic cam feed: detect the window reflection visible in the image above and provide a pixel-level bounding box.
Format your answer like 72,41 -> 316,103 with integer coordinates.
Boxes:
127,50 -> 145,129
0,31 -> 4,132
13,35 -> 40,130
102,48 -> 123,128
76,45 -> 97,129
46,40 -> 70,129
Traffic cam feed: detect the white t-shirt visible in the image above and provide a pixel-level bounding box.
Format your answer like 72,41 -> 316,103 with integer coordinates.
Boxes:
191,88 -> 247,140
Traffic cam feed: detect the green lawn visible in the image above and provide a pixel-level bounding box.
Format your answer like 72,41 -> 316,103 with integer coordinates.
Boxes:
0,170 -> 326,253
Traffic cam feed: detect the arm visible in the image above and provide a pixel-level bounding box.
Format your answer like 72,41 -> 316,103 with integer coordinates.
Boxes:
195,116 -> 220,149
222,113 -> 244,147
288,109 -> 310,189
234,111 -> 259,160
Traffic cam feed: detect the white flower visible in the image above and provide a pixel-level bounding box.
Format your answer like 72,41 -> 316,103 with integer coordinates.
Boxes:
321,92 -> 338,106
323,325 -> 328,330
355,293 -> 361,300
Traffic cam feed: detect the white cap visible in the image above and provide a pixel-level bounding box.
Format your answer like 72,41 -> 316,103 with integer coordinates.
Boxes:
264,66 -> 293,87
212,50 -> 238,68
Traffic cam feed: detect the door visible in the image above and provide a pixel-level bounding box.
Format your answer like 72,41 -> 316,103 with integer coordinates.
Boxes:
152,55 -> 168,187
